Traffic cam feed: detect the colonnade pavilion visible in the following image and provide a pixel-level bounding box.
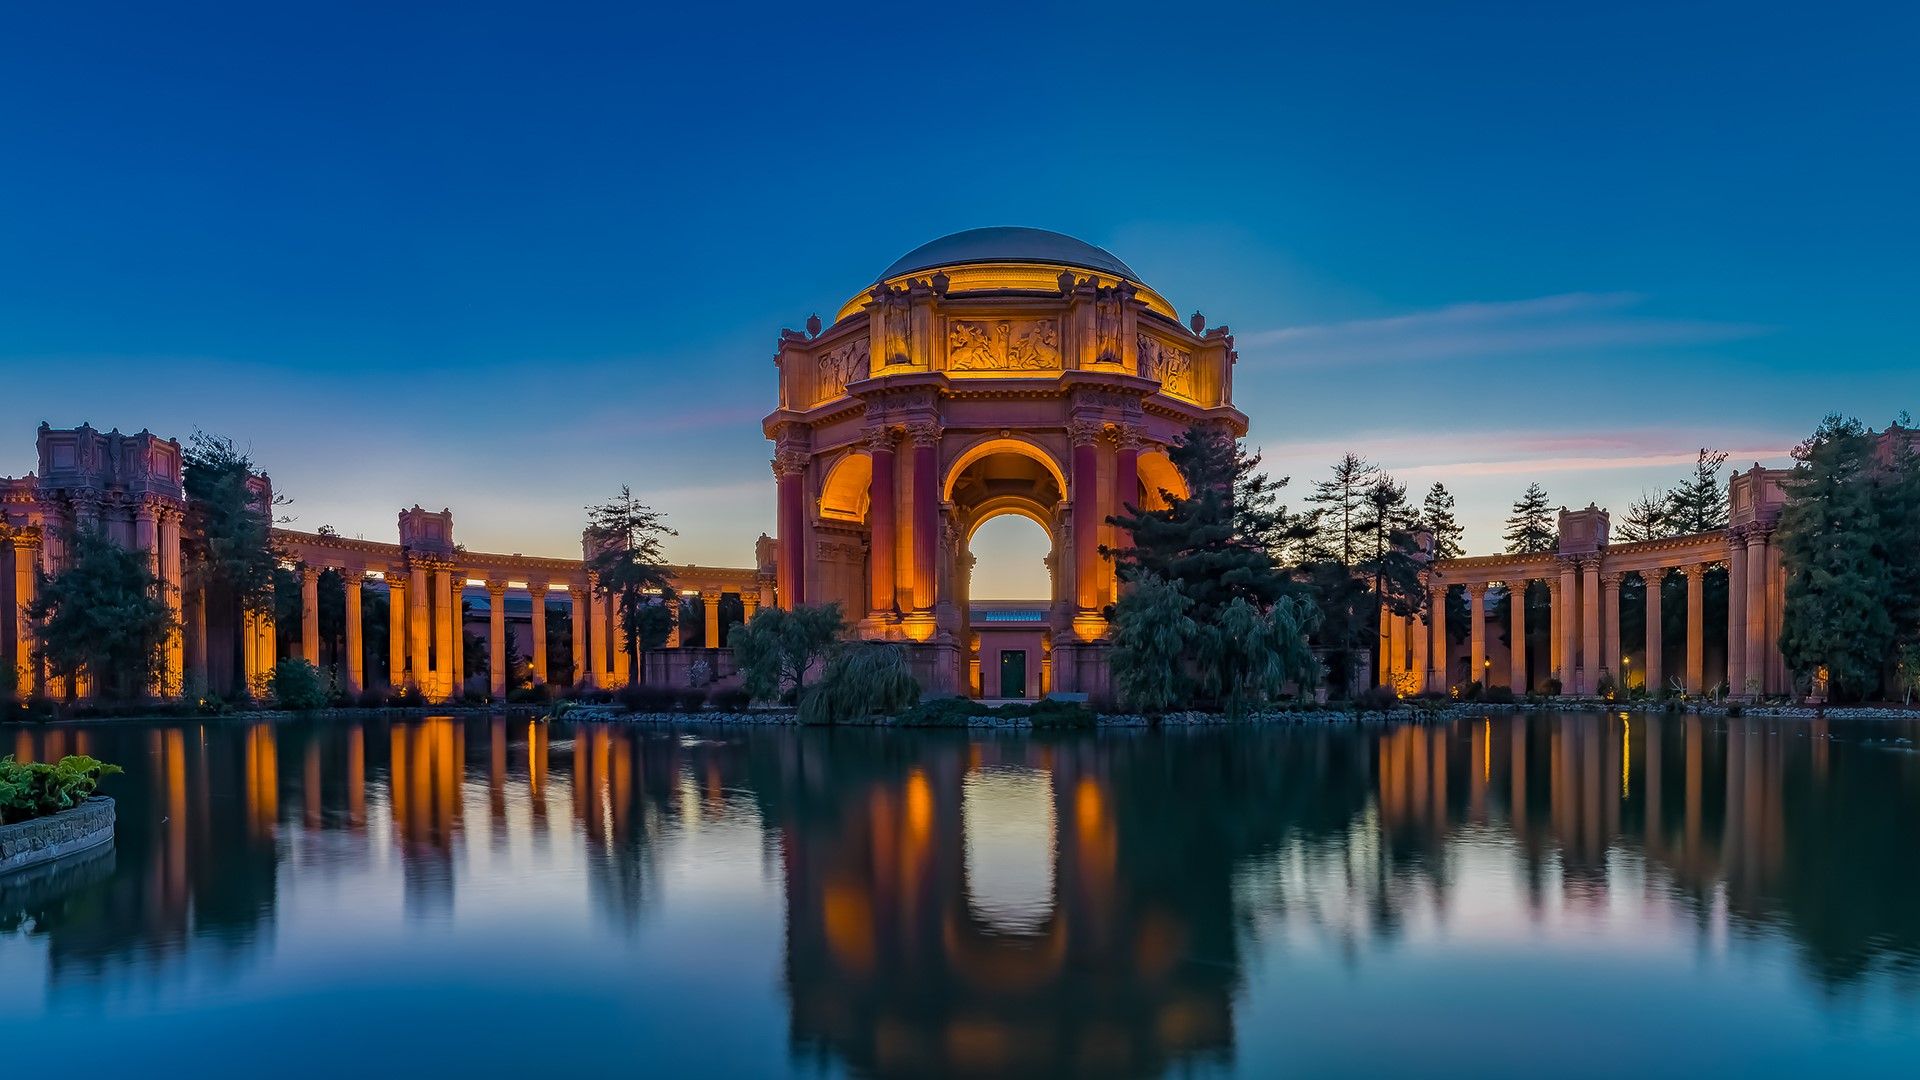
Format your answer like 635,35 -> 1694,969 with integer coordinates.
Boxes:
1,228 -> 1805,702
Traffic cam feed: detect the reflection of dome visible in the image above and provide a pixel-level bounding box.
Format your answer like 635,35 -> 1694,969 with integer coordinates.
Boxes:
878,227 -> 1141,283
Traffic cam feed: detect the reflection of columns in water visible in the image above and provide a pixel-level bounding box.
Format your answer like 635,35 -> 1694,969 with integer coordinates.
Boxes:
489,718 -> 508,840
527,720 -> 550,833
304,738 -> 322,829
1510,720 -> 1527,833
1644,716 -> 1662,851
346,723 -> 365,829
1684,715 -> 1703,856
245,723 -> 278,840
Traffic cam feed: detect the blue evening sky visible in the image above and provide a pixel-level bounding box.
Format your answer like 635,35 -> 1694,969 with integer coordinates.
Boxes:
3,2 -> 1915,597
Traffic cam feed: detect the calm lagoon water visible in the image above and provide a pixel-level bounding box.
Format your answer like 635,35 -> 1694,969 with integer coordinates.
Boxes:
2,712 -> 1917,1077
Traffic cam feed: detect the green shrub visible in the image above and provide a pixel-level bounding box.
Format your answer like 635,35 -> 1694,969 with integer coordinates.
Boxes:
1483,685 -> 1517,705
1462,679 -> 1484,702
798,642 -> 919,725
1594,671 -> 1619,700
1354,685 -> 1400,711
388,684 -> 425,707
709,688 -> 751,711
674,688 -> 709,712
897,697 -> 986,727
1027,699 -> 1095,729
1542,676 -> 1563,696
269,658 -> 330,711
0,755 -> 122,824
616,684 -> 677,712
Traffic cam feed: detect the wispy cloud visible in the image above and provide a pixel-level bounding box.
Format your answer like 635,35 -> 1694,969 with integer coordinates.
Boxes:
1242,292 -> 1768,367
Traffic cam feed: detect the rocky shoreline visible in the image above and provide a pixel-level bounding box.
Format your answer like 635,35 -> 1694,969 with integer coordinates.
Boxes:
18,700 -> 1917,730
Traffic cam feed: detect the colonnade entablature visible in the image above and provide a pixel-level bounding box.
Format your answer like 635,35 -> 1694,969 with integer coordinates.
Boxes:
1390,464 -> 1794,701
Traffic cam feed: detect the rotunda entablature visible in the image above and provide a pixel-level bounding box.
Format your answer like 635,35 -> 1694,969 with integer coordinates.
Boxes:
767,228 -> 1242,432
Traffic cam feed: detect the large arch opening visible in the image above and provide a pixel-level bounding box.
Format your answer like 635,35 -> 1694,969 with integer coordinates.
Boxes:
949,449 -> 1061,698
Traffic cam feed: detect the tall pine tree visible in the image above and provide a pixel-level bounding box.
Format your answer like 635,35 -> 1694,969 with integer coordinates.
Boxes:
1664,449 -> 1730,535
1420,482 -> 1465,559
1503,483 -> 1558,554
1615,491 -> 1668,542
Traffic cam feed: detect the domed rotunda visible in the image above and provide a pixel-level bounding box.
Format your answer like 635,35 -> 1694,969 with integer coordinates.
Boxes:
764,228 -> 1247,697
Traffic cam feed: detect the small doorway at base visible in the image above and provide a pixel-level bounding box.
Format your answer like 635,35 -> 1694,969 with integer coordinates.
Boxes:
999,650 -> 1028,699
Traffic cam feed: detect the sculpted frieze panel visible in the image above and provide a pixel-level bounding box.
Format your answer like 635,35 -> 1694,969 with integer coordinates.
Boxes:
947,319 -> 1062,372
815,337 -> 869,403
1138,334 -> 1195,399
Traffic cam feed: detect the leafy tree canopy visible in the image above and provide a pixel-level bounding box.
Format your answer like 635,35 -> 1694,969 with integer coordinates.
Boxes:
30,528 -> 176,698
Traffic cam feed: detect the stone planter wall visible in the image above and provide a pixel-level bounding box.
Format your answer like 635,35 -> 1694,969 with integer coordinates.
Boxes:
0,796 -> 116,876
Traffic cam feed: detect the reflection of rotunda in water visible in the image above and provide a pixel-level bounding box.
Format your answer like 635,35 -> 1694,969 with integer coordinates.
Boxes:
774,738 -> 1235,1077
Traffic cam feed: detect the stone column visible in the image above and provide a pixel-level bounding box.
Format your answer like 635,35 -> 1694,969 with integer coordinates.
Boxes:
775,452 -> 806,609
741,591 -> 759,623
1726,535 -> 1749,699
1600,571 -> 1623,685
528,582 -> 548,684
1557,561 -> 1577,689
487,579 -> 508,698
408,562 -> 429,691
387,570 -> 408,688
1509,580 -> 1528,692
1428,579 -> 1448,693
703,590 -> 721,648
1580,559 -> 1601,695
1376,605 -> 1394,687
255,607 -> 275,686
1112,427 -> 1141,566
1466,583 -> 1487,687
342,571 -> 364,696
1547,575 -> 1564,682
1409,606 -> 1428,689
570,584 -> 589,685
134,505 -> 158,572
159,509 -> 183,691
1643,569 -> 1664,695
908,422 -> 940,613
588,578 -> 609,684
189,585 -> 208,691
610,591 -> 631,685
242,610 -> 257,691
300,565 -> 321,664
1070,421 -> 1101,619
1744,529 -> 1770,698
666,593 -> 682,648
866,427 -> 896,618
433,567 -> 455,700
1684,564 -> 1706,694
12,536 -> 40,696
450,577 -> 466,696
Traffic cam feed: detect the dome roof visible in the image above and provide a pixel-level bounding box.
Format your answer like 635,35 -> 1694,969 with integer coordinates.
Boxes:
877,227 -> 1141,283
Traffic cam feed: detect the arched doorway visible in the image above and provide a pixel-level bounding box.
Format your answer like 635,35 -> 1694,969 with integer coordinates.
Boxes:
947,447 -> 1062,697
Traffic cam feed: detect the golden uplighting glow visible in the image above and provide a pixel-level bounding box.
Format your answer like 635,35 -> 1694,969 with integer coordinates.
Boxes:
1622,717 -> 1631,799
